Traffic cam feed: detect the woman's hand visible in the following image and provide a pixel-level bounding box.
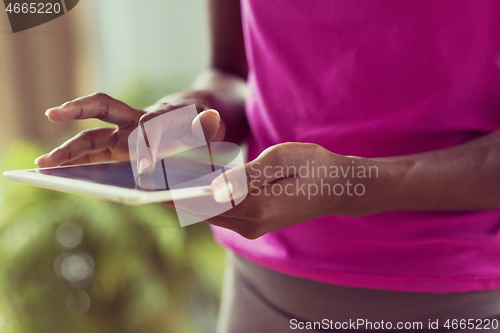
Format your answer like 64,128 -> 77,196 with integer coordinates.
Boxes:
204,142 -> 382,239
35,91 -> 224,168
202,130 -> 500,239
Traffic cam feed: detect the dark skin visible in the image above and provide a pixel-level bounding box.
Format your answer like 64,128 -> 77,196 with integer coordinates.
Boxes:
36,0 -> 500,239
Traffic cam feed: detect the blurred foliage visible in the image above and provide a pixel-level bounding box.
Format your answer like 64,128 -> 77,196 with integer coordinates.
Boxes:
0,142 -> 226,333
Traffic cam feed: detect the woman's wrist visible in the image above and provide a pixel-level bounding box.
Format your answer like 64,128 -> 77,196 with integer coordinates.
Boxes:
322,153 -> 413,217
361,156 -> 415,215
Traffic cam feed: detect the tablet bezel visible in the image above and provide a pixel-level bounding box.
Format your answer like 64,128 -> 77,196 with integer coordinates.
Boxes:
3,164 -> 211,205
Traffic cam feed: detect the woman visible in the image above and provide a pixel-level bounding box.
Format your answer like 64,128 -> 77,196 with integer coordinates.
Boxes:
37,1 -> 500,331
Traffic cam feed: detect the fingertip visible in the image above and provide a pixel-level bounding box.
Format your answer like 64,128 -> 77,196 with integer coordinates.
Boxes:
203,109 -> 221,123
197,109 -> 220,120
45,107 -> 63,122
204,108 -> 220,116
195,109 -> 221,141
45,107 -> 55,117
45,101 -> 79,121
34,154 -> 49,167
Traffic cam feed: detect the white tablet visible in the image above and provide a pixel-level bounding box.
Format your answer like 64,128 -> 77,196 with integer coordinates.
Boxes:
3,161 -> 213,205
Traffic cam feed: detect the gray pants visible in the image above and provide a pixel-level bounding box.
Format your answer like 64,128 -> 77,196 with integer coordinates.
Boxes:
217,252 -> 500,333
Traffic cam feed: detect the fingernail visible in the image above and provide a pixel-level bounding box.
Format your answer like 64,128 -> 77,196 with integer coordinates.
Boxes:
138,158 -> 151,174
212,180 -> 233,203
45,107 -> 60,117
34,155 -> 46,165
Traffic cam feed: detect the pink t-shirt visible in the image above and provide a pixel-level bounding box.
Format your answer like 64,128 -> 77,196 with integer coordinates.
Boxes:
212,0 -> 500,293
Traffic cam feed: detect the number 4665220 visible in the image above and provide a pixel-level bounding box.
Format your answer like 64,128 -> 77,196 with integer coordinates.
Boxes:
6,2 -> 62,14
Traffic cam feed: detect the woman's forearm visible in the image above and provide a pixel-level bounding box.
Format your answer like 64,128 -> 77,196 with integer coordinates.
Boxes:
370,130 -> 500,214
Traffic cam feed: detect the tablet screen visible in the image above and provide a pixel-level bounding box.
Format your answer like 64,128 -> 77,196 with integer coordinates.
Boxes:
35,162 -> 140,189
33,161 -> 204,191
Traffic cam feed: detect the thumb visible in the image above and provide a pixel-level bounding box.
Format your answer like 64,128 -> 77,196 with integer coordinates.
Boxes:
192,109 -> 222,142
136,104 -> 203,174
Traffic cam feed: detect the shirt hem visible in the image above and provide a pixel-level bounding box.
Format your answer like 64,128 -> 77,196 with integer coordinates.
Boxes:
230,250 -> 500,294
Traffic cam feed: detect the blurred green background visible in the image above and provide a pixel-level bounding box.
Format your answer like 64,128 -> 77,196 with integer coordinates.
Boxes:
0,1 -> 226,332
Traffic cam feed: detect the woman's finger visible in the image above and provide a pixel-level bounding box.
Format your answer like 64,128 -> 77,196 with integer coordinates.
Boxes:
192,109 -> 222,142
45,92 -> 144,127
35,127 -> 118,167
60,148 -> 119,166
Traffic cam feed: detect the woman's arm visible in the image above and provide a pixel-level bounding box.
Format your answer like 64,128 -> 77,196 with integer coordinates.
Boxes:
36,0 -> 248,167
206,0 -> 247,79
186,0 -> 249,144
205,131 -> 500,239
373,130 -> 500,213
